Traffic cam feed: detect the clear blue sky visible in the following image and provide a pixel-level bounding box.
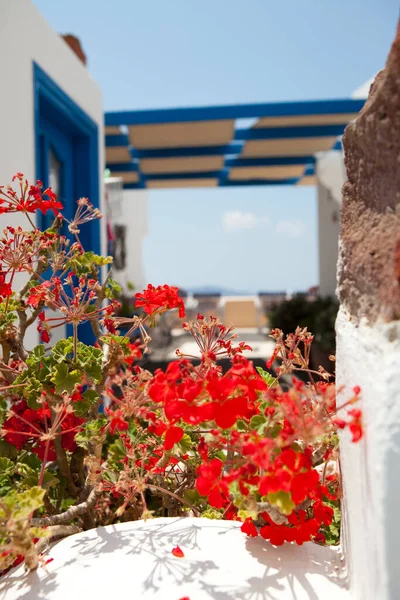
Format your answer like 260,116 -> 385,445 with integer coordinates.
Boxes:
34,0 -> 398,292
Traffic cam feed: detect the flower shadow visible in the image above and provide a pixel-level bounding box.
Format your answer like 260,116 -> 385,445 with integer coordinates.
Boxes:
0,519 -> 347,600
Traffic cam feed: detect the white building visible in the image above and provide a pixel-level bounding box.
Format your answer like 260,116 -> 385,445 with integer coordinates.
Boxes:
105,177 -> 148,295
0,0 -> 104,348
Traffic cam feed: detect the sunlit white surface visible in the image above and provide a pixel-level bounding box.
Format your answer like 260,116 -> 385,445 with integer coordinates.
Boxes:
1,517 -> 349,600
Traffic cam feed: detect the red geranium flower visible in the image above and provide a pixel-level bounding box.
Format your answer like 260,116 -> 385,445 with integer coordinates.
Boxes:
241,518 -> 259,537
135,284 -> 185,318
163,425 -> 184,450
196,458 -> 229,508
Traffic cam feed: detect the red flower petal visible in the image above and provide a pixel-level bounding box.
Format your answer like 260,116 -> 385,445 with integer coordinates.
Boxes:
240,519 -> 258,537
163,425 -> 184,450
171,546 -> 185,558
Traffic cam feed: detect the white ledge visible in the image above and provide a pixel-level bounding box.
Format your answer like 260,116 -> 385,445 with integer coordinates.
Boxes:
0,517 -> 349,600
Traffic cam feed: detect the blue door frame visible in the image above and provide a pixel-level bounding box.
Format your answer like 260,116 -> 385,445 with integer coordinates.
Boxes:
33,63 -> 100,345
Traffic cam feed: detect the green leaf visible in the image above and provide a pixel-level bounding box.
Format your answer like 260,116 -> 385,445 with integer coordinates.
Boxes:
83,360 -> 102,384
26,345 -> 45,367
249,415 -> 265,430
102,470 -> 118,484
256,367 -> 278,388
177,433 -> 192,454
0,457 -> 14,476
75,417 -> 107,449
249,413 -> 271,435
238,508 -> 258,521
83,389 -> 99,403
52,338 -> 74,364
22,471 -> 59,491
319,498 -> 341,546
23,377 -> 44,408
264,424 -> 283,439
236,419 -> 248,432
184,489 -> 201,504
0,298 -> 19,329
106,438 -> 126,470
99,334 -> 130,354
50,363 -> 82,394
18,452 -> 42,471
0,486 -> 45,521
66,251 -> 113,276
52,338 -> 103,384
202,509 -> 223,520
29,527 -> 50,539
73,389 -> 99,417
266,491 -> 295,515
105,278 -> 122,300
0,439 -> 18,459
0,478 -> 13,497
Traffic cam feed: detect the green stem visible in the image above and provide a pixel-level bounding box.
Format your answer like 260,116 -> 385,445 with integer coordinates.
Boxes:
73,322 -> 78,360
38,439 -> 51,488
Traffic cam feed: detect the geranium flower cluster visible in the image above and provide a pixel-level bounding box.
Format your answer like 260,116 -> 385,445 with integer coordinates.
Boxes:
0,175 -> 362,579
0,173 -> 62,216
135,283 -> 185,318
2,398 -> 82,461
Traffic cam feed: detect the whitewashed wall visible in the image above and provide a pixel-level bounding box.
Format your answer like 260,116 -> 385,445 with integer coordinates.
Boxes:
336,312 -> 400,600
0,0 -> 104,348
316,151 -> 345,297
106,184 -> 148,295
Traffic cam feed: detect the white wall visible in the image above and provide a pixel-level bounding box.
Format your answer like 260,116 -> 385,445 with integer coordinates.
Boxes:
316,168 -> 343,297
336,310 -> 400,600
0,0 -> 104,348
107,185 -> 148,295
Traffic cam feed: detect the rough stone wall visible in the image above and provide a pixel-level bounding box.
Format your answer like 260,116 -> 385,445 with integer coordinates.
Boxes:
339,22 -> 400,323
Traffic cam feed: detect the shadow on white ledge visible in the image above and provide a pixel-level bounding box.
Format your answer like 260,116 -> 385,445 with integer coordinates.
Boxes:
0,517 -> 349,600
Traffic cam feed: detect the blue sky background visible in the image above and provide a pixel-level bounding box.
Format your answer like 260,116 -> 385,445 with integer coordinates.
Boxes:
34,0 -> 398,292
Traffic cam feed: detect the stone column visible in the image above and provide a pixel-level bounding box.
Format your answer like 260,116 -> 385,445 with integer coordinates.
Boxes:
337,22 -> 400,600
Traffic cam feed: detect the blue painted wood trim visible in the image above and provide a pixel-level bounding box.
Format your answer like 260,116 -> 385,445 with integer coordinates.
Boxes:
234,123 -> 347,141
129,143 -> 243,159
105,98 -> 365,126
220,178 -> 300,187
34,63 -> 99,138
106,134 -> 130,147
123,178 -> 301,190
34,62 -> 100,345
124,182 -> 146,190
107,155 -> 315,172
105,162 -> 139,172
225,155 -> 316,168
34,62 -> 100,250
124,176 -> 305,189
145,170 -> 224,181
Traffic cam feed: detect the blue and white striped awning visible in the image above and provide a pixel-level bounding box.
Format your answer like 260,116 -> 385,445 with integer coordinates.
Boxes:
104,98 -> 364,190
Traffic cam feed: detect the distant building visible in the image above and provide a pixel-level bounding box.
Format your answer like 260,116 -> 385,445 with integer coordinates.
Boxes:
316,80 -> 372,297
105,176 -> 148,296
258,291 -> 287,312
192,293 -> 222,319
